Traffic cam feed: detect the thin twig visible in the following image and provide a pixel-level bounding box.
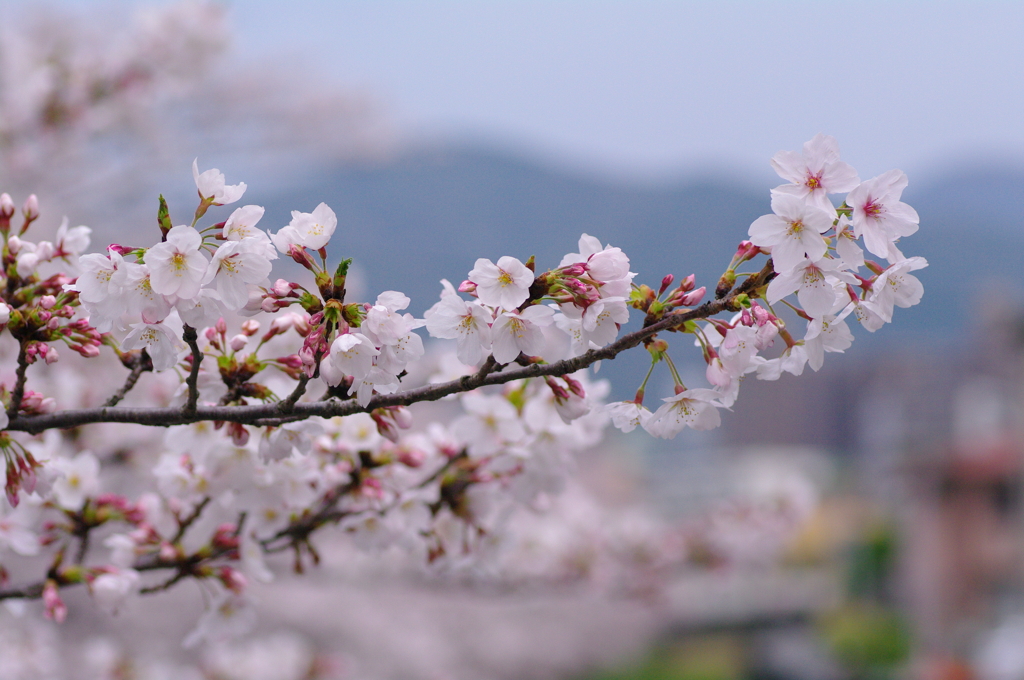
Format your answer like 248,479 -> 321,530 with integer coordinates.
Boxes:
172,497 -> 211,544
7,341 -> 29,420
277,374 -> 310,413
181,324 -> 202,415
6,263 -> 775,435
103,355 -> 151,407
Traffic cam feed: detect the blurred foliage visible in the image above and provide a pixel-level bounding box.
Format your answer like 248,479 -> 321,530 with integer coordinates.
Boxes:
845,521 -> 898,602
819,603 -> 911,676
581,635 -> 746,680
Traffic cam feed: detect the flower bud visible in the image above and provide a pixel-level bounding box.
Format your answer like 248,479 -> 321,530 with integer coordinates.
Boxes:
658,274 -> 674,295
39,295 -> 56,309
458,280 -> 477,293
44,347 -> 59,365
0,303 -> 11,326
241,319 -> 260,336
397,447 -> 426,468
271,279 -> 293,297
228,334 -> 247,352
7,235 -> 22,254
22,194 -> 38,221
680,286 -> 705,307
0,194 -> 14,218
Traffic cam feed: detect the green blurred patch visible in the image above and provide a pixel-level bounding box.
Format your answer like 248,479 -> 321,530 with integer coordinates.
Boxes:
582,635 -> 746,680
819,603 -> 911,676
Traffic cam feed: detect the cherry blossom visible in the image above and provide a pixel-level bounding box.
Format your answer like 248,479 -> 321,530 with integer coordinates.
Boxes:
271,202 -> 337,252
770,133 -> 860,214
193,159 -> 247,206
748,192 -> 836,273
645,389 -> 723,438
491,305 -> 555,364
847,169 -> 920,258
468,256 -> 534,310
145,225 -> 209,299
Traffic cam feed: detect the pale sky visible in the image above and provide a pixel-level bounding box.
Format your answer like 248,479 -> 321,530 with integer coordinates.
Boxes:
227,1 -> 1024,182
13,1 -> 1024,183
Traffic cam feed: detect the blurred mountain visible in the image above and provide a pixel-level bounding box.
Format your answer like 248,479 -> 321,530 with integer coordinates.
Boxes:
260,145 -> 1022,345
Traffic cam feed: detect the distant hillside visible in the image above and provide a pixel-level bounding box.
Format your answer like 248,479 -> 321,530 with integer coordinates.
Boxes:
259,145 -> 1023,341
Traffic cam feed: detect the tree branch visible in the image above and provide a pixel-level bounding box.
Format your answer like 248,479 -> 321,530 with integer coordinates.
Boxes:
103,354 -> 152,407
7,341 -> 29,421
5,263 -> 774,435
181,324 -> 202,415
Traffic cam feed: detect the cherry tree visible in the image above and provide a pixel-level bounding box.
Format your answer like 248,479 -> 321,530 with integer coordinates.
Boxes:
0,132 -> 927,650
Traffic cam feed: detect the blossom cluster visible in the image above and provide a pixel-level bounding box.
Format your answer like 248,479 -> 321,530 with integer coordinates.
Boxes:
605,134 -> 926,439
0,136 -> 922,646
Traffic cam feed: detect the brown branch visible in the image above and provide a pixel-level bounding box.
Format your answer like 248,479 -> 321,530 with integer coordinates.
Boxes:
7,341 -> 29,420
103,355 -> 151,407
181,324 -> 202,415
277,374 -> 310,413
5,263 -> 775,435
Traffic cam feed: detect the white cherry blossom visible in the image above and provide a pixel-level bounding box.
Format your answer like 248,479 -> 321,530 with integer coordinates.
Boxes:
748,192 -> 836,273
770,133 -> 860,214
645,389 -> 723,438
868,256 -> 927,322
804,315 -> 854,371
193,159 -> 246,205
847,170 -> 920,258
204,239 -> 275,310
425,293 -> 493,365
468,256 -> 534,310
491,305 -> 554,364
49,452 -> 101,511
121,320 -> 181,371
271,202 -> 337,252
145,225 -> 208,299
328,332 -> 379,381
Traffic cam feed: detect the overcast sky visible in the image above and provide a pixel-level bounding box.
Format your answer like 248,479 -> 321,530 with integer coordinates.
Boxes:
15,1 -> 1024,183
224,1 -> 1024,182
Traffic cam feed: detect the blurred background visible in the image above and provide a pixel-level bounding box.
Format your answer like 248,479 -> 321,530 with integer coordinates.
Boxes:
1,1 -> 1023,679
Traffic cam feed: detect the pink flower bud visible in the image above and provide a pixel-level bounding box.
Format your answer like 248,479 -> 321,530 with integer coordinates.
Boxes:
22,195 -> 38,220
6,236 -> 22,254
228,422 -> 249,447
271,279 -> 293,297
269,315 -> 293,334
0,303 -> 10,325
659,274 -> 674,295
261,298 -> 278,313
458,280 -> 477,293
42,581 -> 66,623
228,334 -> 248,351
204,326 -> 218,342
679,274 -> 696,293
392,406 -> 413,430
159,543 -> 177,561
215,317 -> 227,335
397,448 -> 426,468
241,319 -> 260,336
40,398 -> 56,413
44,347 -> 59,365
218,567 -> 248,594
0,194 -> 14,217
39,295 -> 57,309
77,344 -> 100,358
680,286 -> 705,307
561,263 -> 587,277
